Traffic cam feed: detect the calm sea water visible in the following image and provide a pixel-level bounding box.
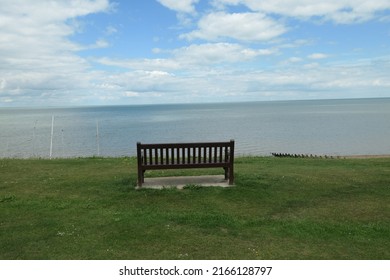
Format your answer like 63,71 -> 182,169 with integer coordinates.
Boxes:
1,98 -> 390,158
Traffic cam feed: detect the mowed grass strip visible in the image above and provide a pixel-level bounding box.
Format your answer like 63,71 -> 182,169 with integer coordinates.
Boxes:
0,157 -> 389,259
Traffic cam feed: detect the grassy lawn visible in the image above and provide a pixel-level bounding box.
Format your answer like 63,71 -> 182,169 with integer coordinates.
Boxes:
0,156 -> 389,259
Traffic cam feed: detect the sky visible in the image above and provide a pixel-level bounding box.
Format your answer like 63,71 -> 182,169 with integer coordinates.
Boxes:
1,0 -> 390,107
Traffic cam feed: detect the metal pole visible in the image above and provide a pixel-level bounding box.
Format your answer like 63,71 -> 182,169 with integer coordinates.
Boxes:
61,129 -> 64,158
96,119 -> 100,156
50,115 -> 54,159
32,120 -> 37,157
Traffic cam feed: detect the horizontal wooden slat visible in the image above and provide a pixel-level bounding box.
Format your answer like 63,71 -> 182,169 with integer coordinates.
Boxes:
140,162 -> 230,170
138,141 -> 232,149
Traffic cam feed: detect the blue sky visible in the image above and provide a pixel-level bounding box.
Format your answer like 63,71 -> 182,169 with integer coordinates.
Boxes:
1,0 -> 390,106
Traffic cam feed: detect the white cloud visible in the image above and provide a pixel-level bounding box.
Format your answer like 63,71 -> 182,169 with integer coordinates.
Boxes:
87,39 -> 110,49
212,0 -> 390,23
156,0 -> 199,14
0,0 -> 111,105
0,0 -> 110,22
93,53 -> 390,104
96,57 -> 181,71
96,43 -> 275,72
1,0 -> 390,106
172,43 -> 276,65
105,25 -> 118,35
289,57 -> 303,63
308,53 -> 329,59
123,91 -> 140,97
181,12 -> 287,42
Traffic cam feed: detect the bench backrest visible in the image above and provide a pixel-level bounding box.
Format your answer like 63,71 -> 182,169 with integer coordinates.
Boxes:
137,140 -> 234,166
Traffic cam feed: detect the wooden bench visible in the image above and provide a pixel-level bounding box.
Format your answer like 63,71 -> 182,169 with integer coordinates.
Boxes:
137,140 -> 235,187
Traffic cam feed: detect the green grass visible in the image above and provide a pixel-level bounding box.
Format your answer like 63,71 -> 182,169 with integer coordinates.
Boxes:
0,156 -> 389,259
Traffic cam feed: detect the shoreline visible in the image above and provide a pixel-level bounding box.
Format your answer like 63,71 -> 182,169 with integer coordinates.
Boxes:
341,154 -> 390,159
1,154 -> 390,160
270,152 -> 390,159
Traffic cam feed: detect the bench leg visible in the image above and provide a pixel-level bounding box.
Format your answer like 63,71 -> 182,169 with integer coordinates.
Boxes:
137,170 -> 144,187
228,170 -> 234,185
228,166 -> 234,185
224,167 -> 228,180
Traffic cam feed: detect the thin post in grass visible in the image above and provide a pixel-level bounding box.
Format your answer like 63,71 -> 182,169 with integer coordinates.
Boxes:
32,120 -> 37,157
49,115 -> 54,159
61,129 -> 65,158
96,119 -> 100,156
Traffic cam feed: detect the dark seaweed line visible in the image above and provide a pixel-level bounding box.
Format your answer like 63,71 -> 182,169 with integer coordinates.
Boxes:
271,153 -> 343,159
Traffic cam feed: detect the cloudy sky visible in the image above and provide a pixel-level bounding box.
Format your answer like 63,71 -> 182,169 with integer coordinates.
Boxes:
1,0 -> 390,106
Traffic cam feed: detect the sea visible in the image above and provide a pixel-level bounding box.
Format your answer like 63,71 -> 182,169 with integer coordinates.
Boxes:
1,98 -> 390,158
